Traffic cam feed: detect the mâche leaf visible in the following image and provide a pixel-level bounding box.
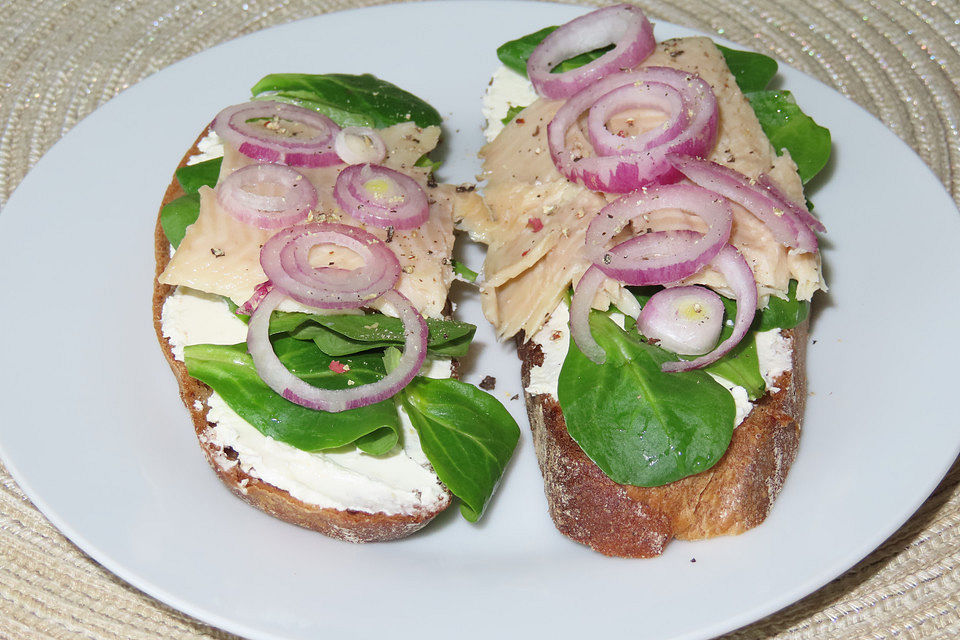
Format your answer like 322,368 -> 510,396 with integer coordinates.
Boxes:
755,280 -> 810,331
702,331 -> 765,400
184,338 -> 400,455
247,309 -> 476,358
398,377 -> 520,522
559,312 -> 735,486
160,193 -> 200,249
747,90 -> 831,183
716,45 -> 778,93
175,157 -> 222,194
162,158 -> 222,248
250,73 -> 442,129
500,104 -> 525,126
451,259 -> 479,283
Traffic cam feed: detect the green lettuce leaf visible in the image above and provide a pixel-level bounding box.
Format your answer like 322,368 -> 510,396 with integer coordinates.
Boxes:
746,90 -> 831,183
161,158 -> 222,248
559,312 -> 735,486
240,309 -> 476,358
250,73 -> 442,129
755,280 -> 810,331
160,193 -> 200,250
398,377 -> 520,522
184,338 -> 400,455
175,157 -> 222,194
716,44 -> 778,93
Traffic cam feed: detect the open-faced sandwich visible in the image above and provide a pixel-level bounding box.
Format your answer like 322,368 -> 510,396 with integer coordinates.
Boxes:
153,73 -> 519,542
459,4 -> 830,557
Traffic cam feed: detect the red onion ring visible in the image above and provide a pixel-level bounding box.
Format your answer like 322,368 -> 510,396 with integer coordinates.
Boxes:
585,183 -> 732,285
548,68 -> 718,193
569,265 -> 610,364
212,101 -> 341,168
527,4 -> 655,99
756,173 -> 827,233
216,163 -> 317,229
237,281 -> 273,315
586,81 -> 685,155
570,232 -> 757,369
668,154 -> 819,253
334,126 -> 387,165
247,288 -> 427,413
636,285 -> 724,356
260,222 -> 401,309
662,244 -> 757,372
334,163 -> 429,230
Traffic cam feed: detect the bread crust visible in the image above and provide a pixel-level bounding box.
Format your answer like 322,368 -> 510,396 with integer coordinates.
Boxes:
518,322 -> 808,557
152,130 -> 450,543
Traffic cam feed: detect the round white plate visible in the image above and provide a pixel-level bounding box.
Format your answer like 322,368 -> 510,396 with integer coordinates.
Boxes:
1,2 -> 958,639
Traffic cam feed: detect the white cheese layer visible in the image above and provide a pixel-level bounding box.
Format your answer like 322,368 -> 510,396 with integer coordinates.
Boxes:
755,328 -> 793,393
161,286 -> 449,516
161,286 -> 249,360
481,66 -> 539,142
524,302 -> 792,428
204,393 -> 446,516
185,131 -> 224,165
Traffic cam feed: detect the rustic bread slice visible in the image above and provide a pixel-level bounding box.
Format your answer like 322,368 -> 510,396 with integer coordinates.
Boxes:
153,131 -> 451,543
518,322 -> 807,557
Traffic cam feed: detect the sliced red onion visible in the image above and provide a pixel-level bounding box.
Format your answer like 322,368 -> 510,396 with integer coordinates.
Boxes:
586,81 -> 685,155
260,222 -> 401,309
334,163 -> 429,230
527,4 -> 655,99
585,183 -> 732,285
247,289 -> 427,413
637,286 -> 724,355
662,244 -> 757,373
334,126 -> 387,165
216,163 -> 317,229
756,173 -> 827,233
212,101 -> 341,168
237,280 -> 273,315
569,265 -> 610,364
668,154 -> 819,252
548,68 -> 718,193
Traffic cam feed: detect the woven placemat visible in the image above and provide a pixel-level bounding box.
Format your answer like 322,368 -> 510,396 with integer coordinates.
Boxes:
1,1 -> 958,638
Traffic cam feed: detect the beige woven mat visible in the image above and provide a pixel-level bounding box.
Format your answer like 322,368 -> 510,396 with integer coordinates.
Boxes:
1,0 -> 958,638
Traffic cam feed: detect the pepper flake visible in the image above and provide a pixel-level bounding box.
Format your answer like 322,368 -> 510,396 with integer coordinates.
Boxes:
329,361 -> 350,374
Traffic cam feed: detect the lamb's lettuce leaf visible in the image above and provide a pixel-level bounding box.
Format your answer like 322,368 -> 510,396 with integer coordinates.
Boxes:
176,157 -> 222,194
558,311 -> 735,487
715,44 -> 778,92
250,73 -> 442,129
385,349 -> 520,522
160,193 -> 200,250
258,310 -> 476,358
755,280 -> 809,331
160,158 -> 223,248
184,339 -> 400,455
746,90 -> 831,183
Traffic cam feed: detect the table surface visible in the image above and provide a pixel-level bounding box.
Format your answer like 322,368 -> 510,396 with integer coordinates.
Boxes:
1,1 -> 959,638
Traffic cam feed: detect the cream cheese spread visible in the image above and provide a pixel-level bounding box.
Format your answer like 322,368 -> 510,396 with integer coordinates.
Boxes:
524,302 -> 792,428
481,66 -> 539,142
185,131 -> 224,165
161,271 -> 450,516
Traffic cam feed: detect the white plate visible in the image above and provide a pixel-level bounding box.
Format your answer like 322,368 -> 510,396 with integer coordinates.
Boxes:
1,2 -> 958,639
